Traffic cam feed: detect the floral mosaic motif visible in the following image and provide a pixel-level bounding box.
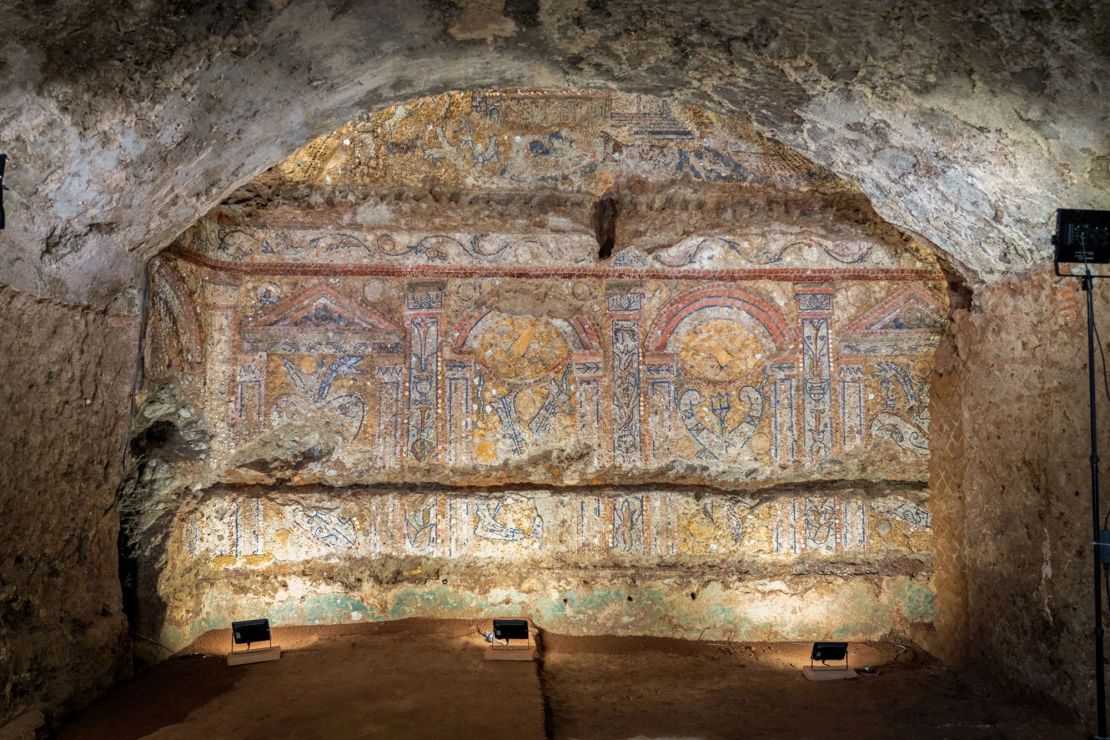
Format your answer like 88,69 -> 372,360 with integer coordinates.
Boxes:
404,496 -> 439,550
292,504 -> 357,549
266,355 -> 369,438
473,496 -> 544,542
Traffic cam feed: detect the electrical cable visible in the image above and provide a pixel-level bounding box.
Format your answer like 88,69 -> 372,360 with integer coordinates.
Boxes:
1091,306 -> 1110,531
1081,261 -> 1110,533
1084,266 -> 1110,628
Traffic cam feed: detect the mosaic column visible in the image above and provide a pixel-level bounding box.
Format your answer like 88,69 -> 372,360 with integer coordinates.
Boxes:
233,354 -> 265,439
443,354 -> 473,464
374,361 -> 404,470
769,361 -> 798,464
571,351 -> 604,466
203,281 -> 239,468
606,284 -> 644,466
643,352 -> 678,465
404,282 -> 444,465
795,287 -> 834,461
838,364 -> 865,451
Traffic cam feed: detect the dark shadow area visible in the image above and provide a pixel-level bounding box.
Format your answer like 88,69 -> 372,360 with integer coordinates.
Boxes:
58,655 -> 240,740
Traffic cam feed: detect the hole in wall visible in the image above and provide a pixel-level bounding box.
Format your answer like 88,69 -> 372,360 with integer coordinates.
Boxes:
593,193 -> 618,260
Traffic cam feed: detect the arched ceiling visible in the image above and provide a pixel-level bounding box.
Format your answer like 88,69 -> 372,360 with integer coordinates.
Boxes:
1,0 -> 1107,306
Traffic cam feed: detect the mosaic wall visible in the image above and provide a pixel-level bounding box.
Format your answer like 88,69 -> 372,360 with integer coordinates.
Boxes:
169,238 -> 944,487
264,90 -> 845,196
140,90 -> 949,647
157,484 -> 935,648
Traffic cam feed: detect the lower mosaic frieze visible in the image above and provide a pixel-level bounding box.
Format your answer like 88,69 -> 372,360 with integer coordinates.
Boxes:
172,486 -> 932,567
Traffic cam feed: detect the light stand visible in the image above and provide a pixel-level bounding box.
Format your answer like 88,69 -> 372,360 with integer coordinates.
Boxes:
1054,208 -> 1110,739
0,153 -> 7,229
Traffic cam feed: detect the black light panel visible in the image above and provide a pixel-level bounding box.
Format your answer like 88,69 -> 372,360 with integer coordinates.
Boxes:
492,619 -> 529,641
232,618 -> 271,645
811,641 -> 848,662
1054,209 -> 1110,265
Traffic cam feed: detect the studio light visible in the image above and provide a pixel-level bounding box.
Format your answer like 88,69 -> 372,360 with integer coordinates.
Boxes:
228,617 -> 282,666
1054,209 -> 1110,276
1053,208 -> 1110,740
801,641 -> 855,682
493,618 -> 529,642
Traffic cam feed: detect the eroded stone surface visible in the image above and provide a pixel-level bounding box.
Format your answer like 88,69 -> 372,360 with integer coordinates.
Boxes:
0,2 -> 1108,305
943,267 -> 1110,722
0,285 -> 137,725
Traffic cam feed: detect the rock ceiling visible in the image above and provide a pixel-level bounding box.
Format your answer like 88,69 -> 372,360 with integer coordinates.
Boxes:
1,0 -> 1107,306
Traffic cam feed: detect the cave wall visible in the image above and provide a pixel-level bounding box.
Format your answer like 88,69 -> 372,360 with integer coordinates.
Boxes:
0,285 -> 137,726
949,266 -> 1110,719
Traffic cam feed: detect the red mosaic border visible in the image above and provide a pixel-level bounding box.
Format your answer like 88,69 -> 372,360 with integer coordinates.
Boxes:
646,285 -> 794,351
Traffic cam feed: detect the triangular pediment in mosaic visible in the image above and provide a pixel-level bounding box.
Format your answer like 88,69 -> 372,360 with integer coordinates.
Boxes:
252,285 -> 401,335
844,286 -> 946,334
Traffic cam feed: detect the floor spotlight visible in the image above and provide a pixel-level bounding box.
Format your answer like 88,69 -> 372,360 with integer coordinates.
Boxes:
228,618 -> 282,666
802,642 -> 854,682
483,618 -> 534,662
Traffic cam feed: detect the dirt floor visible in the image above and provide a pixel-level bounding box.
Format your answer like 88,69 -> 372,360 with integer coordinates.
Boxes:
59,619 -> 1079,739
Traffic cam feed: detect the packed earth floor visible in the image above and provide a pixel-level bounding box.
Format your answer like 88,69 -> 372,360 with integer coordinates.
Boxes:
59,619 -> 1076,739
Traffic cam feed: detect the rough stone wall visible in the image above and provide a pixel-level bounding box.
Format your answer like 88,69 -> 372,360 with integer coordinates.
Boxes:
0,285 -> 137,726
953,266 -> 1110,718
919,323 -> 970,665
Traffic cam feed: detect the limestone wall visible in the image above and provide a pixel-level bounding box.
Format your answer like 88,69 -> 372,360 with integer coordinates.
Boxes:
0,285 -> 137,725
